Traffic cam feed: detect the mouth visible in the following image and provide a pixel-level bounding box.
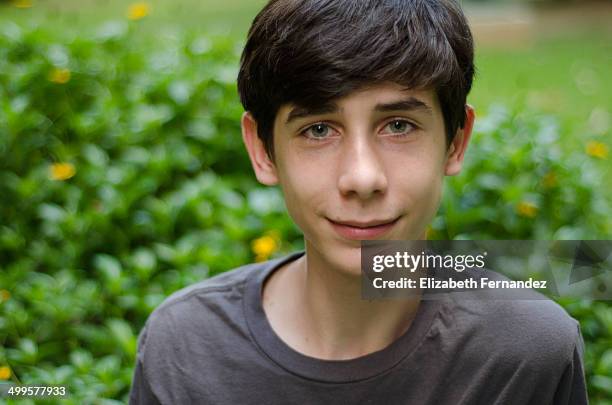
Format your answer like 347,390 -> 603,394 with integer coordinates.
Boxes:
326,217 -> 400,240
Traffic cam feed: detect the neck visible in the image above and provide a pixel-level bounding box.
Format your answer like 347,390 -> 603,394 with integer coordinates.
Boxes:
264,239 -> 422,361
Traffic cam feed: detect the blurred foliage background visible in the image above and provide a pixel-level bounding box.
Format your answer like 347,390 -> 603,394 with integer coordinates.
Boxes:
0,0 -> 610,403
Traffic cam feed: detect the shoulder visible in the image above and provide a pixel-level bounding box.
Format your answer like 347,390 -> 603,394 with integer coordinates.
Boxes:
137,252 -> 299,348
142,260 -> 261,334
133,258 -> 270,386
134,260 -> 260,357
130,255 -> 297,403
445,290 -> 580,367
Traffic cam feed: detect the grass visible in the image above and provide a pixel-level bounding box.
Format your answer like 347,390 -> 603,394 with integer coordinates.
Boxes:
471,31 -> 612,191
471,32 -> 611,140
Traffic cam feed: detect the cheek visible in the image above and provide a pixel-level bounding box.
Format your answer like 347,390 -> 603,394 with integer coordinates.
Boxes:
401,169 -> 443,212
417,175 -> 443,222
275,152 -> 328,232
392,147 -> 446,227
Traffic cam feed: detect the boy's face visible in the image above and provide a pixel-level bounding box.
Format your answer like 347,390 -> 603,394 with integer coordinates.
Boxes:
242,82 -> 474,275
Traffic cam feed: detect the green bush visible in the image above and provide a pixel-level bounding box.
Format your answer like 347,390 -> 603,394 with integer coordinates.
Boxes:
0,21 -> 610,403
439,104 -> 611,240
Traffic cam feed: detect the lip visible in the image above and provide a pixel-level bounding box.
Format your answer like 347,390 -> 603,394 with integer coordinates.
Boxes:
327,217 -> 400,240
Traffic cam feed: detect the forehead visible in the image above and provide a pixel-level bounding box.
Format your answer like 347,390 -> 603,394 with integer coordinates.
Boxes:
276,83 -> 440,124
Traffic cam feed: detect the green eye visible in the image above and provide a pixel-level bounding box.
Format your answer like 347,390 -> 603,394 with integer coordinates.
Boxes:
302,123 -> 331,139
389,120 -> 409,133
310,124 -> 329,137
383,120 -> 415,136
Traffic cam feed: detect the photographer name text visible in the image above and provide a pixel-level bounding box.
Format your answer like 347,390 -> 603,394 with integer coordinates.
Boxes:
372,277 -> 547,289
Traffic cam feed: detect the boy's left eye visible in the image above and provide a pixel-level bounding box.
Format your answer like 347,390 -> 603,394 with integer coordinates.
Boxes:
382,120 -> 415,136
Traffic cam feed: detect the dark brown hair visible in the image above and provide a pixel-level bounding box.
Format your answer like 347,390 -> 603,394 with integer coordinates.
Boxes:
237,0 -> 475,159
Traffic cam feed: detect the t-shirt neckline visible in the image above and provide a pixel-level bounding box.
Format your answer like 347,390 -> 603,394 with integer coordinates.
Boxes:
243,251 -> 442,383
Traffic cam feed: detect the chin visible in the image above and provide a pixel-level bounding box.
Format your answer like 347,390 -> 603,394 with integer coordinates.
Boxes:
326,242 -> 364,278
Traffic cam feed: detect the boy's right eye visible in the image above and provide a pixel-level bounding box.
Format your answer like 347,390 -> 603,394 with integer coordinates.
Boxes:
301,123 -> 333,140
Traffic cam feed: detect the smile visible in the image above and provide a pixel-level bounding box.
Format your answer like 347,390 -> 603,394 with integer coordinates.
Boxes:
327,217 -> 400,240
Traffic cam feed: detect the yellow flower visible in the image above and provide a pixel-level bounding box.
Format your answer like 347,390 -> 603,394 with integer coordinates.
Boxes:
541,171 -> 557,188
12,0 -> 32,8
127,3 -> 150,20
585,141 -> 609,159
48,68 -> 71,84
49,162 -> 76,181
0,366 -> 11,380
0,289 -> 10,302
252,231 -> 280,262
516,201 -> 538,218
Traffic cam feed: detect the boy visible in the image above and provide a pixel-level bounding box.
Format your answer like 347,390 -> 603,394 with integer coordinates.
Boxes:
129,0 -> 588,403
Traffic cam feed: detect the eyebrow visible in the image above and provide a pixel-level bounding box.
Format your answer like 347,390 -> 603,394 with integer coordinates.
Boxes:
285,97 -> 433,125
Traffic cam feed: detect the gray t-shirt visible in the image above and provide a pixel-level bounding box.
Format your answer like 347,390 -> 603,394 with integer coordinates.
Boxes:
129,251 -> 588,404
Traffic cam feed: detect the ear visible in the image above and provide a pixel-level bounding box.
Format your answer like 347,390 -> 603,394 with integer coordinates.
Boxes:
241,111 -> 279,185
444,104 -> 475,176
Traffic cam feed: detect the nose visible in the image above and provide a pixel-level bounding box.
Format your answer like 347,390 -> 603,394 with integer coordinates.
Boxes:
337,135 -> 388,199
